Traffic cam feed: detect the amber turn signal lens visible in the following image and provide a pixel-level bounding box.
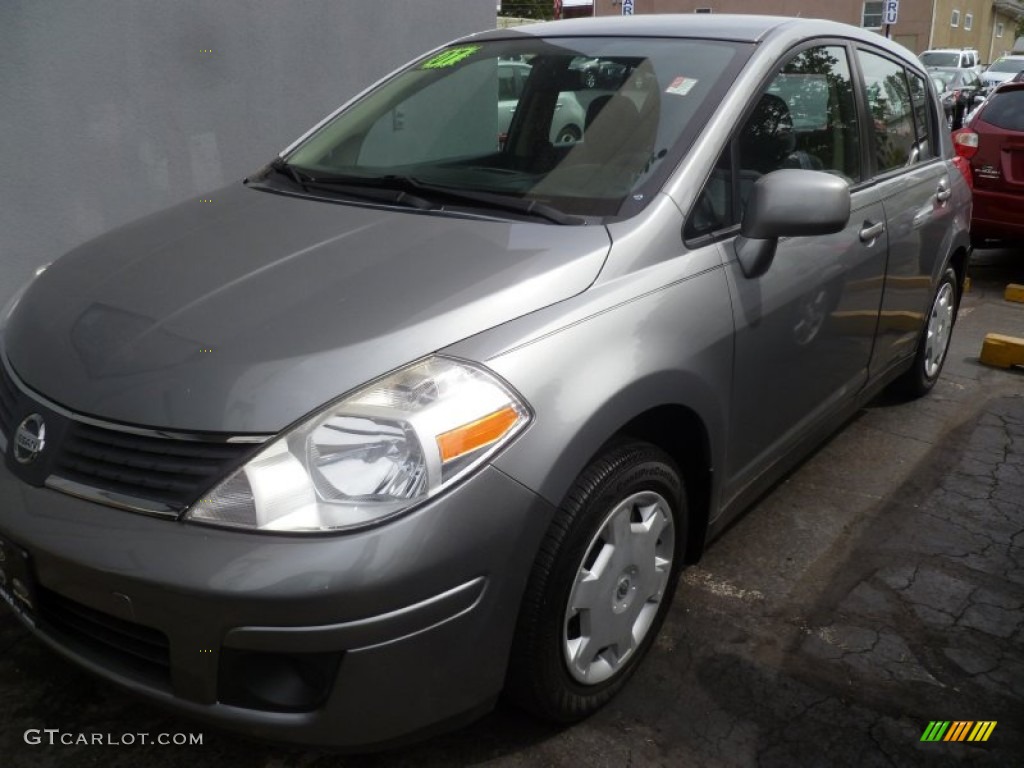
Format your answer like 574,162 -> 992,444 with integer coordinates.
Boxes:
437,406 -> 520,463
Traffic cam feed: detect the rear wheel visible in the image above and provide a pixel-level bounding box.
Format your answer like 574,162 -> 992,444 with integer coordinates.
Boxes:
506,442 -> 686,722
894,266 -> 958,398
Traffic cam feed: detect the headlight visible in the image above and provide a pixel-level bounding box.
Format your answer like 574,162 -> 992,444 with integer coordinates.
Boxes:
186,357 -> 531,532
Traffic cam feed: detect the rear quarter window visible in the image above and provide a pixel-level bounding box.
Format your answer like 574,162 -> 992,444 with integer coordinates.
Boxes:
980,89 -> 1024,131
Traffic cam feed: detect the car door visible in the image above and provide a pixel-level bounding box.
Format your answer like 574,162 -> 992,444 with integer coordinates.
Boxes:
853,49 -> 952,376
686,44 -> 889,503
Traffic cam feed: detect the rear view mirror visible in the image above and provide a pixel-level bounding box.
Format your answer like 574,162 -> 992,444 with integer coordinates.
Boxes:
735,169 -> 851,278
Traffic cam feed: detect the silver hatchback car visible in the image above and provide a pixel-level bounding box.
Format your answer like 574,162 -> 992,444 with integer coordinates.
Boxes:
0,15 -> 969,748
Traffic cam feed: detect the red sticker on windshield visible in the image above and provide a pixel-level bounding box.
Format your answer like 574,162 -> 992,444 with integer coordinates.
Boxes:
665,76 -> 698,96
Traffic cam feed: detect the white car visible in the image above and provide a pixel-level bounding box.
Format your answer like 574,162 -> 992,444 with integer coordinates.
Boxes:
981,55 -> 1024,90
919,48 -> 983,75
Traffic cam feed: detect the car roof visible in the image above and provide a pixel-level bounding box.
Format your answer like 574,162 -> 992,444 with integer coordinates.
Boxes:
467,14 -> 919,59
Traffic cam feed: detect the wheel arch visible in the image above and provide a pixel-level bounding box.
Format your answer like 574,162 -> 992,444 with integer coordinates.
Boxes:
494,371 -> 725,566
614,404 -> 714,565
948,244 -> 969,306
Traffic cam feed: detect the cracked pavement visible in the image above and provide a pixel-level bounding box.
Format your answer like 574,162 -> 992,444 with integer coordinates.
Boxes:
1,249 -> 1021,767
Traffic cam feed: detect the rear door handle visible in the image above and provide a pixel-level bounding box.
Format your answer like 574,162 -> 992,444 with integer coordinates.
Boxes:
936,179 -> 952,202
859,221 -> 885,242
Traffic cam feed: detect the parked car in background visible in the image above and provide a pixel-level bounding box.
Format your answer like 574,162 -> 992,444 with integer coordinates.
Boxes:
953,81 -> 1024,247
1013,70 -> 1024,83
981,55 -> 1024,89
929,67 -> 986,129
920,48 -> 982,74
0,15 -> 970,749
569,56 -> 630,89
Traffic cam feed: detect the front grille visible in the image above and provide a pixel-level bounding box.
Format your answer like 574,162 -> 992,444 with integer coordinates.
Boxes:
53,424 -> 254,511
37,586 -> 171,686
0,362 -> 16,439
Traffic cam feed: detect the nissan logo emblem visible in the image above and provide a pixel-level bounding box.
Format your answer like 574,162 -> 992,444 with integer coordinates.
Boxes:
14,414 -> 46,464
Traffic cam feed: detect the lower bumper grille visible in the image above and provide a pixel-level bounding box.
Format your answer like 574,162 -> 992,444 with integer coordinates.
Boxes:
36,586 -> 171,687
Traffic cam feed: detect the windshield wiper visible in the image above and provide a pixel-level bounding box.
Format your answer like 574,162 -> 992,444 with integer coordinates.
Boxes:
387,176 -> 584,225
300,173 -> 435,211
262,167 -> 583,224
306,173 -> 583,225
268,157 -> 310,190
263,162 -> 434,210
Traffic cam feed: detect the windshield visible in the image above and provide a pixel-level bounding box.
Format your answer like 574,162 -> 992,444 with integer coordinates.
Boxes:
920,52 -> 960,67
987,58 -> 1024,74
284,37 -> 749,219
931,71 -> 956,89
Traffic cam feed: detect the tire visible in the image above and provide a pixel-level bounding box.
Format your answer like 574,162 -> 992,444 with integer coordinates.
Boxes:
554,125 -> 582,145
505,441 -> 686,722
893,266 -> 959,398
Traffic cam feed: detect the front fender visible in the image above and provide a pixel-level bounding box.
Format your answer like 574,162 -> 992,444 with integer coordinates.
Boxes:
483,266 -> 733,515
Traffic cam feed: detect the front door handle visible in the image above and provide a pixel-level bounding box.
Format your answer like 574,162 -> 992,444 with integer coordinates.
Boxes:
859,221 -> 885,242
936,178 -> 952,202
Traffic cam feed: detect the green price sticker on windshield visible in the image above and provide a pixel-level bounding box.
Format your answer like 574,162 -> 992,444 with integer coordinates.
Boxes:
421,45 -> 481,70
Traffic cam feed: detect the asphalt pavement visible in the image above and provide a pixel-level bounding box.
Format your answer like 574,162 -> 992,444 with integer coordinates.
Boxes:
1,248 -> 1021,768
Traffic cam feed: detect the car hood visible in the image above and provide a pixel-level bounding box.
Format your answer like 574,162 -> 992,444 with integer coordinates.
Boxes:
4,183 -> 610,433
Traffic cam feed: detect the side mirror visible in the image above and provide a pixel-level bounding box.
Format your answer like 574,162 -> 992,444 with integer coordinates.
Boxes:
734,169 -> 852,278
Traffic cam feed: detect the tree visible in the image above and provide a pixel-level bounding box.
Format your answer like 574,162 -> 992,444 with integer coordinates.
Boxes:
498,0 -> 555,21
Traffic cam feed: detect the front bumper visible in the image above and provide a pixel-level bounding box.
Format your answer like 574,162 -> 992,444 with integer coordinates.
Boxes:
0,461 -> 554,747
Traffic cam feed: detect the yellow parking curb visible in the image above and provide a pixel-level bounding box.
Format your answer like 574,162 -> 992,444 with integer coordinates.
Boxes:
1005,284 -> 1024,303
964,276 -> 971,294
980,333 -> 1024,369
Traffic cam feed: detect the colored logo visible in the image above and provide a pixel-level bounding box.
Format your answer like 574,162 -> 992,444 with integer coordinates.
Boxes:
13,414 -> 46,464
920,721 -> 997,742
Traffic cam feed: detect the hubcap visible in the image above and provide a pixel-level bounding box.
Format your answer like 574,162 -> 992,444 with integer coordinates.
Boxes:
563,491 -> 674,685
923,282 -> 955,379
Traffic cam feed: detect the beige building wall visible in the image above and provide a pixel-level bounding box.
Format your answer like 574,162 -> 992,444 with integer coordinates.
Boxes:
988,10 -> 1019,59
592,0 -> 1017,60
927,1 -> 1019,62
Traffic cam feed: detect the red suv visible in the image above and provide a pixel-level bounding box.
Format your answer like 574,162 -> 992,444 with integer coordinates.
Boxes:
953,82 -> 1024,247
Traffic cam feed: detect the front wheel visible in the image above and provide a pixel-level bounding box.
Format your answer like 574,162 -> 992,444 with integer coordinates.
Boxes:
893,266 -> 959,398
505,442 -> 686,722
